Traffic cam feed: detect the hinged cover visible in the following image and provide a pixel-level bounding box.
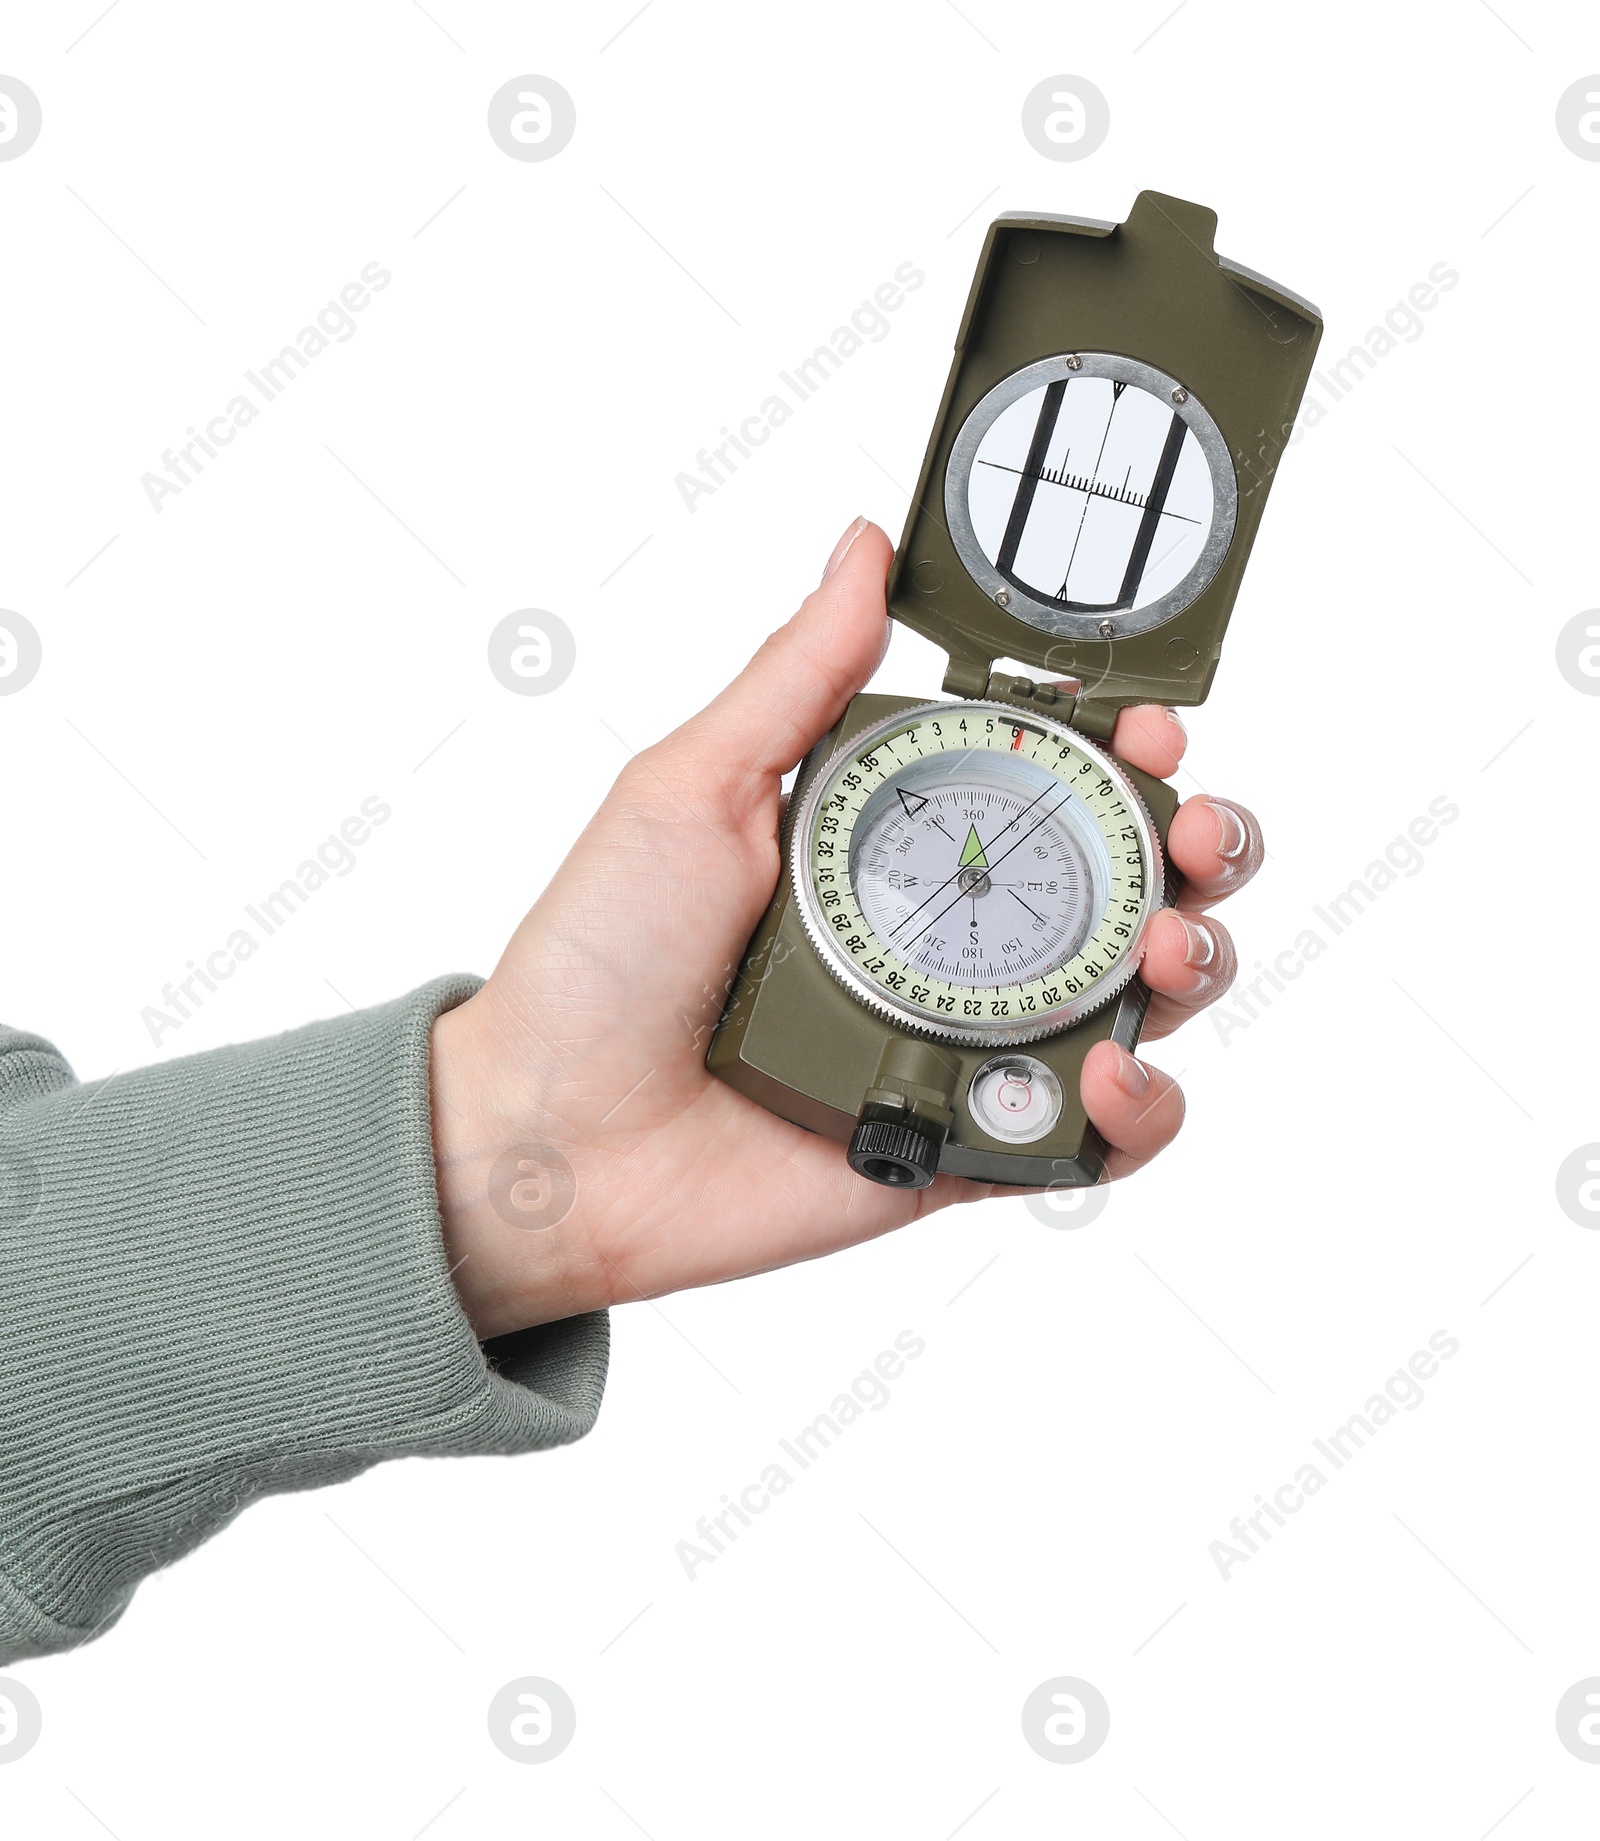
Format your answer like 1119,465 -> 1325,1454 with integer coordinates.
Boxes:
886,190 -> 1322,726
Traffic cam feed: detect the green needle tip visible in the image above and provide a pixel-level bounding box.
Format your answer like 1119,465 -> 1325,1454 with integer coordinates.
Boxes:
958,824 -> 988,870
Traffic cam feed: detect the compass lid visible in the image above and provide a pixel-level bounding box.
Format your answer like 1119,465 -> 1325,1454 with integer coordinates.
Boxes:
886,190 -> 1322,736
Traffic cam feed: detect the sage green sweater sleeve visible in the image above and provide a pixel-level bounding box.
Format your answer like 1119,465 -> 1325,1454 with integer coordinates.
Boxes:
0,975 -> 608,1665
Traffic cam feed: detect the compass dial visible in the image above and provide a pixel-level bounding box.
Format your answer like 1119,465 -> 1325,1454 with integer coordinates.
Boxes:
793,702 -> 1162,1045
944,351 -> 1238,642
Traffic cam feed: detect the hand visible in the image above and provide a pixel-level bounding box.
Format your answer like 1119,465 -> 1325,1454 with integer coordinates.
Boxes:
429,519 -> 1263,1339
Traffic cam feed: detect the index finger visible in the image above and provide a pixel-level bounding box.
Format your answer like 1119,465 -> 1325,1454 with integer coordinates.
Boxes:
1038,691 -> 1187,779
1109,703 -> 1187,779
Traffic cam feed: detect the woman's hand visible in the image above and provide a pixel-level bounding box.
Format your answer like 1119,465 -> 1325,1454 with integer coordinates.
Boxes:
429,519 -> 1263,1339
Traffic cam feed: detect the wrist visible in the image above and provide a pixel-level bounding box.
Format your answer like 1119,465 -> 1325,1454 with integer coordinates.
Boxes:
428,993 -> 603,1340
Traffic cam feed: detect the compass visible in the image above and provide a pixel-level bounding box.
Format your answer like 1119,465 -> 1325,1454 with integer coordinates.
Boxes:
708,191 -> 1321,1190
793,700 -> 1161,1047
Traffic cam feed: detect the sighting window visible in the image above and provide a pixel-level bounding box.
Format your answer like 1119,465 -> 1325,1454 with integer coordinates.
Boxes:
944,352 -> 1238,641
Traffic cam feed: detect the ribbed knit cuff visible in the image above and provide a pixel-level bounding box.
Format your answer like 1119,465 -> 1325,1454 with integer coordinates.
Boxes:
0,976 -> 608,1664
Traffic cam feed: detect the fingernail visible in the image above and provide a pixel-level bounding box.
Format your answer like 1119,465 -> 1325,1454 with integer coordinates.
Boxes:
1207,799 -> 1250,861
1164,707 -> 1187,741
1178,913 -> 1217,969
1112,1046 -> 1150,1098
821,515 -> 868,583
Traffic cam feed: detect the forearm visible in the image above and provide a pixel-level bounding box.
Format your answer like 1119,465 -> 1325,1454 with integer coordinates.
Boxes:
0,977 -> 608,1665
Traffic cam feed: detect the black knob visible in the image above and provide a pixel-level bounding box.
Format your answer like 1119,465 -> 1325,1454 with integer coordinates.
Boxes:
848,1116 -> 943,1189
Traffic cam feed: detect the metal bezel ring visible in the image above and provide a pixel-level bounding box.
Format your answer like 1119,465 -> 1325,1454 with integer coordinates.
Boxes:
791,699 -> 1164,1048
943,351 -> 1238,642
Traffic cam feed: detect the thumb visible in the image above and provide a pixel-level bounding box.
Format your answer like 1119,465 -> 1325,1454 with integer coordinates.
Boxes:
678,517 -> 894,778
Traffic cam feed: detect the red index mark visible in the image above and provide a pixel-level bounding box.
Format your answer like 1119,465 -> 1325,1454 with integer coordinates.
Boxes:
1010,726 -> 1025,751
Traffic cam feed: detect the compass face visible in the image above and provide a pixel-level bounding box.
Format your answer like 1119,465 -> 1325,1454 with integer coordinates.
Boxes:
944,352 -> 1238,642
793,702 -> 1162,1046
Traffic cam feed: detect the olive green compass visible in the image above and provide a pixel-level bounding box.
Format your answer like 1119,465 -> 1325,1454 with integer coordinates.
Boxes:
709,191 -> 1321,1189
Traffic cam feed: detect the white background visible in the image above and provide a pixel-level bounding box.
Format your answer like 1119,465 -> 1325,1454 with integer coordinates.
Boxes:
2,2 -> 1598,1834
